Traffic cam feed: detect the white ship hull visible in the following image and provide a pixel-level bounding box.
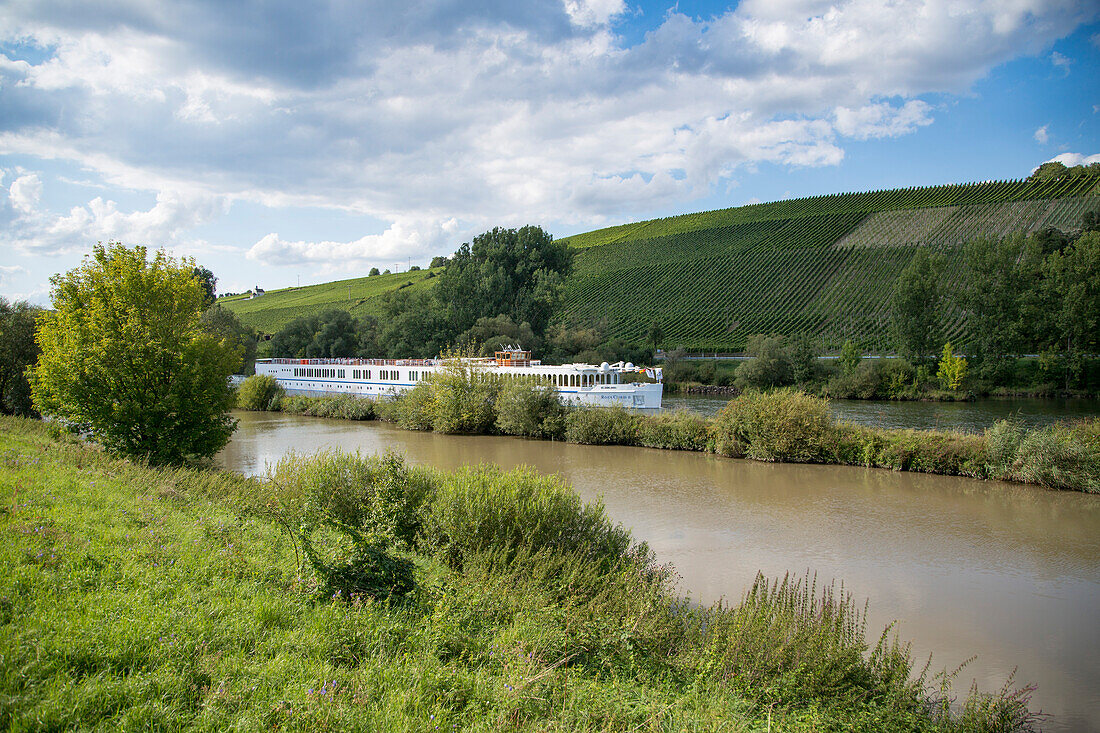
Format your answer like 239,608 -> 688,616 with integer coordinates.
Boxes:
252,355 -> 663,409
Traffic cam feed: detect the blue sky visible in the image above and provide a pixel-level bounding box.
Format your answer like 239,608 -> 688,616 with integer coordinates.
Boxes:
2,0 -> 1098,304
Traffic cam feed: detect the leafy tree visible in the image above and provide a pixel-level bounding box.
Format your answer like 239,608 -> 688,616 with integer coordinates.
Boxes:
369,267 -> 380,276
30,243 -> 240,464
735,334 -> 793,389
192,266 -> 217,308
458,314 -> 539,356
1029,161 -> 1068,181
786,332 -> 818,384
890,248 -> 944,362
838,340 -> 861,375
270,309 -> 366,358
647,321 -> 665,350
0,298 -> 42,415
936,343 -> 968,391
1043,231 -> 1100,387
200,304 -> 258,374
433,226 -> 571,337
959,233 -> 1050,380
429,256 -> 448,269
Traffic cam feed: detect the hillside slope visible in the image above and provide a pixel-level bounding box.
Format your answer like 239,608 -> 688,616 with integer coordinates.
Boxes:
558,174 -> 1100,351
223,268 -> 438,334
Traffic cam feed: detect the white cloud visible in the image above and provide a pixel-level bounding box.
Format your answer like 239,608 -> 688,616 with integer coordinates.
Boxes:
0,0 -> 1096,267
8,173 -> 42,214
833,101 -> 934,140
563,0 -> 626,28
246,217 -> 459,268
1034,125 -> 1050,144
1045,152 -> 1100,167
1,170 -> 229,255
1050,50 -> 1072,73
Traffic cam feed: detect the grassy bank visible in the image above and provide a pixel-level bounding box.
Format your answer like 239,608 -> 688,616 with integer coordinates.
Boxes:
239,373 -> 1100,492
0,416 -> 1038,730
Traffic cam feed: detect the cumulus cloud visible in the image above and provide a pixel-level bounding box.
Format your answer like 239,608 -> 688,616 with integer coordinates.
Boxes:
0,0 -> 1097,266
1045,152 -> 1100,166
1,170 -> 229,255
1034,125 -> 1050,144
833,101 -> 934,140
246,217 -> 460,268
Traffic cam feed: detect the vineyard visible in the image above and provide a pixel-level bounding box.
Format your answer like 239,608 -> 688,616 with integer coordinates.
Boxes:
223,268 -> 438,334
559,173 -> 1100,351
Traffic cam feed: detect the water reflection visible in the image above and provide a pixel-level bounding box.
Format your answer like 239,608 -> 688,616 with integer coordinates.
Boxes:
219,411 -> 1100,732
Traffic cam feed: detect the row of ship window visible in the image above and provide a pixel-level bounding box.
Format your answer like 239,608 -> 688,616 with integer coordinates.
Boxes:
286,367 -> 618,387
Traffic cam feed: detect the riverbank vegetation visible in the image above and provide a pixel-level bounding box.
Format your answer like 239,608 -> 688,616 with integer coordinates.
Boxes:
0,415 -> 1040,730
238,374 -> 1100,492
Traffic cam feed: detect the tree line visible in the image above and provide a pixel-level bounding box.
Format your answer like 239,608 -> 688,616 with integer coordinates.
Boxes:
890,212 -> 1100,389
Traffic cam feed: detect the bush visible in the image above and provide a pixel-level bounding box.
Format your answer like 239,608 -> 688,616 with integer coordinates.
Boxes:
735,335 -> 793,389
405,359 -> 500,434
711,389 -> 833,462
495,379 -> 566,439
564,405 -> 638,445
984,418 -> 1100,491
872,429 -> 987,477
419,464 -> 636,572
1014,427 -> 1100,492
264,450 -> 432,598
236,374 -> 284,411
636,410 -> 711,451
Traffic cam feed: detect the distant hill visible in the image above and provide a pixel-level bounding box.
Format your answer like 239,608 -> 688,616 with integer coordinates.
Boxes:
558,173 -> 1100,351
222,269 -> 438,334
226,172 -> 1100,352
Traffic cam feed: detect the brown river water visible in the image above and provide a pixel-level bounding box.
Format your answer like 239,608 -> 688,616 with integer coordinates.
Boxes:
218,410 -> 1100,732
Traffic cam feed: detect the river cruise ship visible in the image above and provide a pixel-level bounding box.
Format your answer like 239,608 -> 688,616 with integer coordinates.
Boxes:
253,349 -> 663,408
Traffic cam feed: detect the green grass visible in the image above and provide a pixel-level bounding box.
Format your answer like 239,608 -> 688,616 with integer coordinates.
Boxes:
0,416 -> 1041,730
222,269 -> 440,334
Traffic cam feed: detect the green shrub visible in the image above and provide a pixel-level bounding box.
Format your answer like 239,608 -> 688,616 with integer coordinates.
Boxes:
872,429 -> 988,477
419,464 -> 636,572
1013,427 -> 1100,492
711,389 -> 833,462
495,379 -> 566,439
264,450 -> 432,598
236,374 -> 284,411
393,359 -> 500,434
564,405 -> 638,445
391,385 -> 435,431
635,410 -> 711,451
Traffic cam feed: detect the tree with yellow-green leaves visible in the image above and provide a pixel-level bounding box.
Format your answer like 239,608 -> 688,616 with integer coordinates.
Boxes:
30,242 -> 240,464
936,342 -> 968,392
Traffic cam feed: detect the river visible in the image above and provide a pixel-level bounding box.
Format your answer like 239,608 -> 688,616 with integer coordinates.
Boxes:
217,410 -> 1100,732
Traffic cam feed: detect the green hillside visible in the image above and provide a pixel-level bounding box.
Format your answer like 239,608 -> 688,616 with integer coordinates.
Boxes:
559,173 -> 1100,351
223,268 -> 439,334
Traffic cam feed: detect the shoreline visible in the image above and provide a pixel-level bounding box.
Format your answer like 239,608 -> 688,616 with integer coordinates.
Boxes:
239,380 -> 1100,493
